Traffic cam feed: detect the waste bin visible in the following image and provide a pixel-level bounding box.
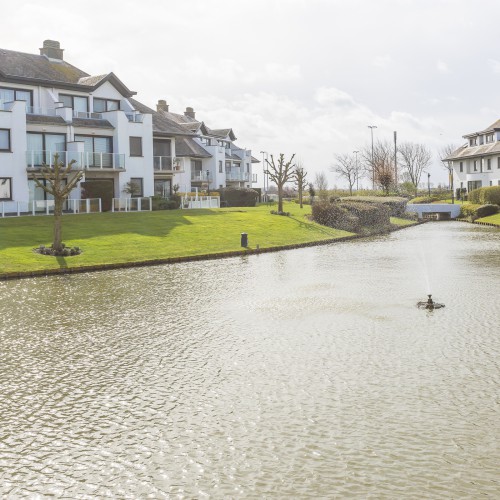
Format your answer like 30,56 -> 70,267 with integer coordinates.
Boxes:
241,232 -> 248,247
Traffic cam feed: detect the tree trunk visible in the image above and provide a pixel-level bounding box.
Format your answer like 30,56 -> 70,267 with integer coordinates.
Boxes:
299,188 -> 303,208
278,184 -> 283,213
53,199 -> 63,252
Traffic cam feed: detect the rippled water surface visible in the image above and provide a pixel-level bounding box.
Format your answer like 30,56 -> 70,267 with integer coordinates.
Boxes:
1,222 -> 499,498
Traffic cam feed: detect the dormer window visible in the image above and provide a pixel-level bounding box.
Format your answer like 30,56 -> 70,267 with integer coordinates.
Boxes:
486,134 -> 494,143
469,137 -> 477,146
93,98 -> 120,113
59,94 -> 88,113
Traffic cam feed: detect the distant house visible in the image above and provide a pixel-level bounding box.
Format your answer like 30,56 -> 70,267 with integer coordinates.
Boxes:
155,101 -> 259,192
445,120 -> 500,193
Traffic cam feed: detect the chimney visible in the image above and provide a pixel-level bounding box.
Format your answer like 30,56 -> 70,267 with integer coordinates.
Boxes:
156,99 -> 169,112
184,107 -> 195,119
40,40 -> 64,60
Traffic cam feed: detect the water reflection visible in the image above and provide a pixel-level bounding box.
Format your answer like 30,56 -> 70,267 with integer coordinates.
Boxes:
0,222 -> 499,497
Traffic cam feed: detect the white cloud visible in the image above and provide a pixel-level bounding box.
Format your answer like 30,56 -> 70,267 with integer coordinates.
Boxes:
372,55 -> 393,68
488,59 -> 500,74
437,60 -> 449,73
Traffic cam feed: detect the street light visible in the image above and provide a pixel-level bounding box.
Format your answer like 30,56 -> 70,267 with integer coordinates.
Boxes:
353,150 -> 359,191
427,172 -> 431,198
206,169 -> 210,196
368,125 -> 377,190
260,150 -> 268,202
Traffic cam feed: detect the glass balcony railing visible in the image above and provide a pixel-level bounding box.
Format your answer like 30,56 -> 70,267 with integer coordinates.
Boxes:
26,106 -> 57,116
72,110 -> 104,120
153,156 -> 183,172
125,113 -> 144,123
226,171 -> 250,182
26,151 -> 125,170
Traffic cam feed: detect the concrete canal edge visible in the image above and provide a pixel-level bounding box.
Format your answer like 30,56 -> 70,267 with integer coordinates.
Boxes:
0,222 -> 425,281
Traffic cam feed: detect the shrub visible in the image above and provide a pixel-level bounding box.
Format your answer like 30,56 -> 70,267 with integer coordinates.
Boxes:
476,204 -> 499,218
218,188 -> 259,207
460,203 -> 482,220
341,196 -> 407,216
409,196 -> 442,204
468,186 -> 500,205
339,201 -> 391,227
151,195 -> 181,210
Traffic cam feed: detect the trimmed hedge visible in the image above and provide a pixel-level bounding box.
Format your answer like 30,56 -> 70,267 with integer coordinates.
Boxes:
342,196 -> 407,216
468,186 -> 500,205
151,195 -> 181,210
218,187 -> 259,207
312,201 -> 391,232
409,195 -> 442,204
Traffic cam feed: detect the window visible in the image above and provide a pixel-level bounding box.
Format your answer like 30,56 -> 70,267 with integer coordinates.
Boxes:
154,179 -> 171,198
26,132 -> 66,165
129,137 -> 143,157
246,163 -> 250,173
219,160 -> 223,173
487,158 -> 492,170
153,140 -> 171,157
0,129 -> 11,151
0,87 -> 33,107
490,181 -> 493,186
75,134 -> 113,167
191,160 -> 202,171
459,162 -> 463,173
498,157 -> 500,169
200,137 -> 212,146
59,94 -> 88,113
487,134 -> 494,143
93,98 -> 120,113
130,177 -> 143,197
0,178 -> 12,200
473,160 -> 477,172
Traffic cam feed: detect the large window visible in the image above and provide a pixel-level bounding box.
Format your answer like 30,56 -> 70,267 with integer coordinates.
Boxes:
93,98 -> 120,113
154,179 -> 171,198
487,158 -> 492,170
130,177 -> 143,197
0,178 -> 12,200
59,94 -> 88,113
153,140 -> 171,157
129,137 -> 143,157
26,132 -> 66,165
459,162 -> 463,172
75,134 -> 113,167
0,129 -> 10,151
0,87 -> 32,107
219,160 -> 223,173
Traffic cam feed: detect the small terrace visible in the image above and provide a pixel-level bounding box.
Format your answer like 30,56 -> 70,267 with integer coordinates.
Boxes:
26,151 -> 125,170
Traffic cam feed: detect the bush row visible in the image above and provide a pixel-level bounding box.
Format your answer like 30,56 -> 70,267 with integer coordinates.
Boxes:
468,186 -> 500,205
218,187 -> 259,207
460,203 -> 499,220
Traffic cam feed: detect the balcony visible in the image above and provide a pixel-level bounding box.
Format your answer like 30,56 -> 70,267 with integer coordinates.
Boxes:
126,112 -> 144,123
226,171 -> 250,182
154,156 -> 183,173
26,151 -> 125,171
72,110 -> 104,120
191,171 -> 208,182
26,106 -> 58,116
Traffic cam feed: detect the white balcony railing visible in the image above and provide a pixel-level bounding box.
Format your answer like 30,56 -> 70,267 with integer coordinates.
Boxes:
72,110 -> 103,120
181,196 -> 220,209
27,106 -> 57,116
191,171 -> 209,182
226,171 -> 250,182
26,151 -> 125,170
125,112 -> 144,123
154,157 -> 184,173
0,199 -> 101,217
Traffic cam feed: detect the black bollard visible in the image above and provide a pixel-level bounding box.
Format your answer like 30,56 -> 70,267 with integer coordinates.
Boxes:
241,232 -> 248,247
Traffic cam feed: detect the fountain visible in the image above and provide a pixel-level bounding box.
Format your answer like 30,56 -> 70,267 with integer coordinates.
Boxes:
417,294 -> 445,310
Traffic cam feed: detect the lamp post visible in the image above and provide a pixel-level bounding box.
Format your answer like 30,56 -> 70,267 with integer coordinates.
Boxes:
206,169 -> 210,196
368,125 -> 377,190
427,172 -> 431,198
260,150 -> 268,202
353,150 -> 359,191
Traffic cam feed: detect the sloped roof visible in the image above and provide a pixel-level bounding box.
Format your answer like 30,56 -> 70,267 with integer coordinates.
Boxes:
0,47 -> 136,96
209,128 -> 237,141
26,114 -> 66,126
73,117 -> 114,129
175,137 -> 212,158
444,142 -> 500,161
463,119 -> 500,138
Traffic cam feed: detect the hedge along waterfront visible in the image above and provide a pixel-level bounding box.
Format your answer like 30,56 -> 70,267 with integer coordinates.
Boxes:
0,203 -> 357,278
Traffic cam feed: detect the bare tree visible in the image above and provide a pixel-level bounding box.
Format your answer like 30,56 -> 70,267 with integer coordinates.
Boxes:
439,144 -> 460,204
265,153 -> 296,212
33,153 -> 84,253
294,161 -> 308,208
398,142 -> 432,196
332,153 -> 360,196
361,140 -> 395,193
314,171 -> 328,200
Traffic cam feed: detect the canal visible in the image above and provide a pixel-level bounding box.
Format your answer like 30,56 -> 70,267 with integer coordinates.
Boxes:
1,222 -> 499,497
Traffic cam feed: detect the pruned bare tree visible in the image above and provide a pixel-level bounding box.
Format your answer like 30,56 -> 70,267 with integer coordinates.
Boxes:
398,142 -> 432,196
265,153 -> 296,212
314,171 -> 328,200
33,153 -> 84,253
332,153 -> 360,195
361,140 -> 395,193
439,144 -> 460,204
293,161 -> 308,208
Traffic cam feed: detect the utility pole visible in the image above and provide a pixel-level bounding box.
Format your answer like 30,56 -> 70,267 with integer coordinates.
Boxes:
393,131 -> 398,190
353,150 -> 359,191
260,150 -> 268,202
368,125 -> 377,190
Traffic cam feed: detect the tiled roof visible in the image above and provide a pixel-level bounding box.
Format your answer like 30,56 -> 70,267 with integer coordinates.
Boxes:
0,47 -> 88,83
463,119 -> 500,138
73,118 -> 114,129
175,138 -> 211,158
445,142 -> 500,161
78,74 -> 107,86
26,114 -> 66,126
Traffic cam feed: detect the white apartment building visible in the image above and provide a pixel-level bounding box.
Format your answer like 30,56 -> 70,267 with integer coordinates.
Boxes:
445,119 -> 500,193
0,40 -> 258,211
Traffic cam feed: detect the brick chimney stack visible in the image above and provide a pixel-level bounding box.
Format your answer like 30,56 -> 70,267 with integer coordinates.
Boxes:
157,99 -> 169,112
39,40 -> 64,60
184,107 -> 195,119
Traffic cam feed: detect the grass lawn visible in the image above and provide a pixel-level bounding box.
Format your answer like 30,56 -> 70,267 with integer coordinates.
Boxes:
476,213 -> 500,226
0,202 -> 360,276
390,217 -> 417,227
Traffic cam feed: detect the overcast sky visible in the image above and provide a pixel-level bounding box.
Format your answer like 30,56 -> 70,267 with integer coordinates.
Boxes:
3,0 -> 500,187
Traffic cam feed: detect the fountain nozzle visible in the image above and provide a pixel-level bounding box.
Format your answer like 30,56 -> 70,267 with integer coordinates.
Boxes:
417,294 -> 444,310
